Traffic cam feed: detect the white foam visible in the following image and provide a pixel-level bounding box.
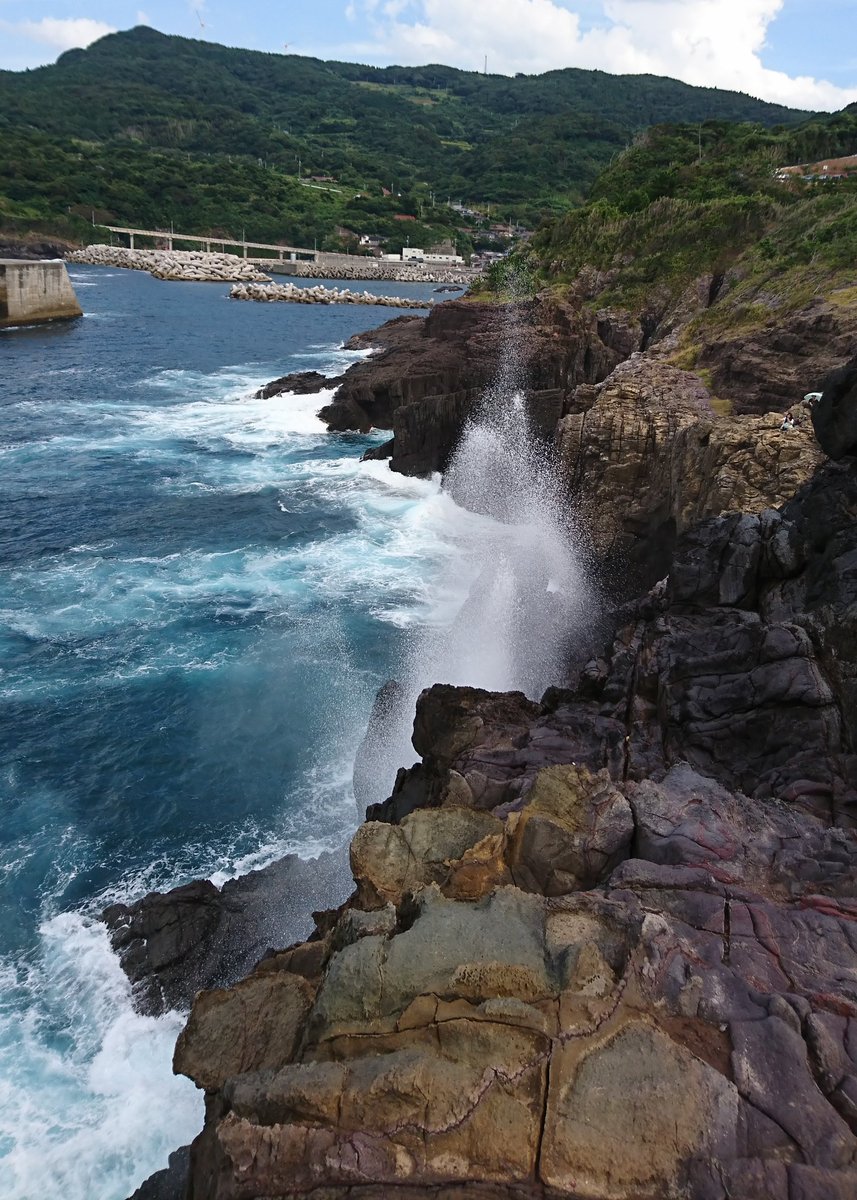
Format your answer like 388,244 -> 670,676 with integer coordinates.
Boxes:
0,915 -> 201,1200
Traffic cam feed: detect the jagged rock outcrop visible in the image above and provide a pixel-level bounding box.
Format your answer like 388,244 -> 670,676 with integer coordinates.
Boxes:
167,422 -> 857,1199
175,752 -> 857,1199
315,297 -> 643,471
102,848 -> 350,1016
254,370 -> 338,400
814,355 -> 857,459
557,355 -> 824,593
694,295 -> 857,416
379,458 -> 856,828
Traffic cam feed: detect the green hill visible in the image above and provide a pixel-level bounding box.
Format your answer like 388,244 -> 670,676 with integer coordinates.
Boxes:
499,111 -> 857,375
0,24 -> 812,249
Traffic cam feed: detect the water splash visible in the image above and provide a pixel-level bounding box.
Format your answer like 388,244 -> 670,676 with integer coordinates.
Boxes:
360,296 -> 595,798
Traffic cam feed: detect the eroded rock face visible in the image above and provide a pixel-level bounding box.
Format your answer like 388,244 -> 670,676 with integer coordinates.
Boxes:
556,355 -> 824,594
176,756 -> 857,1200
695,296 -> 857,417
164,441 -> 857,1199
379,455 -> 856,827
102,848 -> 350,1016
316,297 -> 641,472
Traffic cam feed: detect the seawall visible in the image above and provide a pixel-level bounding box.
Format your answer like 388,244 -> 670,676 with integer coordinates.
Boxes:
0,259 -> 83,328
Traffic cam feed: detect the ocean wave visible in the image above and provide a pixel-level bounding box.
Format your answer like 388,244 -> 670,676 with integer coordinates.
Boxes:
0,916 -> 201,1200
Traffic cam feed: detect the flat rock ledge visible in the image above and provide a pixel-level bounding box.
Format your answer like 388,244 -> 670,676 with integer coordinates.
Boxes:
68,244 -> 271,282
230,281 -> 430,308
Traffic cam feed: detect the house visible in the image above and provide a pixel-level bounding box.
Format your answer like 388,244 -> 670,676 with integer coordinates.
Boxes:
776,153 -> 857,182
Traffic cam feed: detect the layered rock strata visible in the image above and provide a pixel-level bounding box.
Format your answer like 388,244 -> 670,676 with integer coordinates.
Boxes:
316,298 -> 643,471
152,403 -> 857,1199
695,294 -> 857,417
556,354 -> 824,592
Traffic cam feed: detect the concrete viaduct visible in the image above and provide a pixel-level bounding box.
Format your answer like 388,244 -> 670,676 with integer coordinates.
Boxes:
100,225 -> 319,264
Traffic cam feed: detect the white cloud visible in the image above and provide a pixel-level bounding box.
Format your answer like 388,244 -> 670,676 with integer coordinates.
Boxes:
339,0 -> 857,110
14,16 -> 115,53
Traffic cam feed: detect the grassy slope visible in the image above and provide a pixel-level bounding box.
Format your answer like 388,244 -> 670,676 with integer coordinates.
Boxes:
514,113 -> 857,327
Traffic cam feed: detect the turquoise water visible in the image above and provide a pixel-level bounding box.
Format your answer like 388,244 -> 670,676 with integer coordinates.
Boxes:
0,267 -> 448,1198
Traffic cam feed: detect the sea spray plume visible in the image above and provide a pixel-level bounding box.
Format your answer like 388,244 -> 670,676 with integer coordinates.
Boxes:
355,277 -> 597,808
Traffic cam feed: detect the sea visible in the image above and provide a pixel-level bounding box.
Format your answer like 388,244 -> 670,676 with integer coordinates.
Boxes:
0,267 -> 451,1198
0,266 -> 590,1199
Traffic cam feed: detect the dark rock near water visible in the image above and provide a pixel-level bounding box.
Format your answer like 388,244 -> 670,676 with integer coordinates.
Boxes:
379,455 -> 857,829
813,355 -> 857,459
360,437 -> 394,462
314,297 -> 642,474
254,369 -> 338,400
0,238 -> 74,260
101,847 -> 351,1016
126,1147 -> 190,1200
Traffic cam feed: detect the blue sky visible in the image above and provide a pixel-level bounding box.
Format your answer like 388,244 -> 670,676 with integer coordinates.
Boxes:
1,0 -> 855,110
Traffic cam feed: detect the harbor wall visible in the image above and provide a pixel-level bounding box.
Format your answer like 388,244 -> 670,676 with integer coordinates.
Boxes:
0,259 -> 83,328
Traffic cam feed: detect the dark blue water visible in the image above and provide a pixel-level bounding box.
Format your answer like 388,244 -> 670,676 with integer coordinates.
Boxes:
0,267 -> 449,1197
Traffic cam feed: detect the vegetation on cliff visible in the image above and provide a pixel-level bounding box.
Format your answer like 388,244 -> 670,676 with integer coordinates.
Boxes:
513,110 -> 857,323
0,24 -> 807,248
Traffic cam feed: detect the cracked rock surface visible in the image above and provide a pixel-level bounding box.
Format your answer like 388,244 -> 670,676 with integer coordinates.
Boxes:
167,434 -> 857,1199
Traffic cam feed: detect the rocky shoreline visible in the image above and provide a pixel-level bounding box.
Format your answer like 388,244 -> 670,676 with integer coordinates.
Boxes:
67,245 -> 271,282
117,285 -> 857,1199
229,281 -> 431,309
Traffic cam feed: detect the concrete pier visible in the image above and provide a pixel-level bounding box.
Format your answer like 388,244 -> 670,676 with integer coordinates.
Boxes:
0,259 -> 83,329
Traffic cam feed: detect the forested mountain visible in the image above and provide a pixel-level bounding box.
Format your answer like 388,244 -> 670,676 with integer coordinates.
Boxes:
0,25 -> 814,248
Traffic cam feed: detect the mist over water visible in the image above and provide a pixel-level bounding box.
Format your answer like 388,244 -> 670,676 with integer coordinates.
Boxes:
366,298 -> 594,788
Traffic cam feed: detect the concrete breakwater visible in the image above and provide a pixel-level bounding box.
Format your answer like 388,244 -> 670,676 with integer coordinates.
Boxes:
230,280 -> 431,308
1,258 -> 82,328
275,255 -> 477,285
67,244 -> 271,282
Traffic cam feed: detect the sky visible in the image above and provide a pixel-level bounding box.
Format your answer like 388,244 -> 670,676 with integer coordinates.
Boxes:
1,0 -> 856,111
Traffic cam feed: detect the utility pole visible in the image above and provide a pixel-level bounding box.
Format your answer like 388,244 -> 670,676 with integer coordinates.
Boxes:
484,54 -> 487,75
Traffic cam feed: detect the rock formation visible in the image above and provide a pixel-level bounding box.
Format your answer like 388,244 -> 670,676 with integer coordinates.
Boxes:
556,354 -> 824,592
695,295 -> 857,416
120,288 -> 857,1199
317,297 -> 642,465
103,848 -> 350,1016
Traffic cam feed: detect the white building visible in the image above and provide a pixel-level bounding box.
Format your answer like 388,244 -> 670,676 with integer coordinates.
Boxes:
400,246 -> 465,265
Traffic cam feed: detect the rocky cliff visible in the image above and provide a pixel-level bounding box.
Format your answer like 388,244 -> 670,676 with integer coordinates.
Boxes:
315,297 -> 642,475
171,402 -> 856,1197
121,309 -> 856,1199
